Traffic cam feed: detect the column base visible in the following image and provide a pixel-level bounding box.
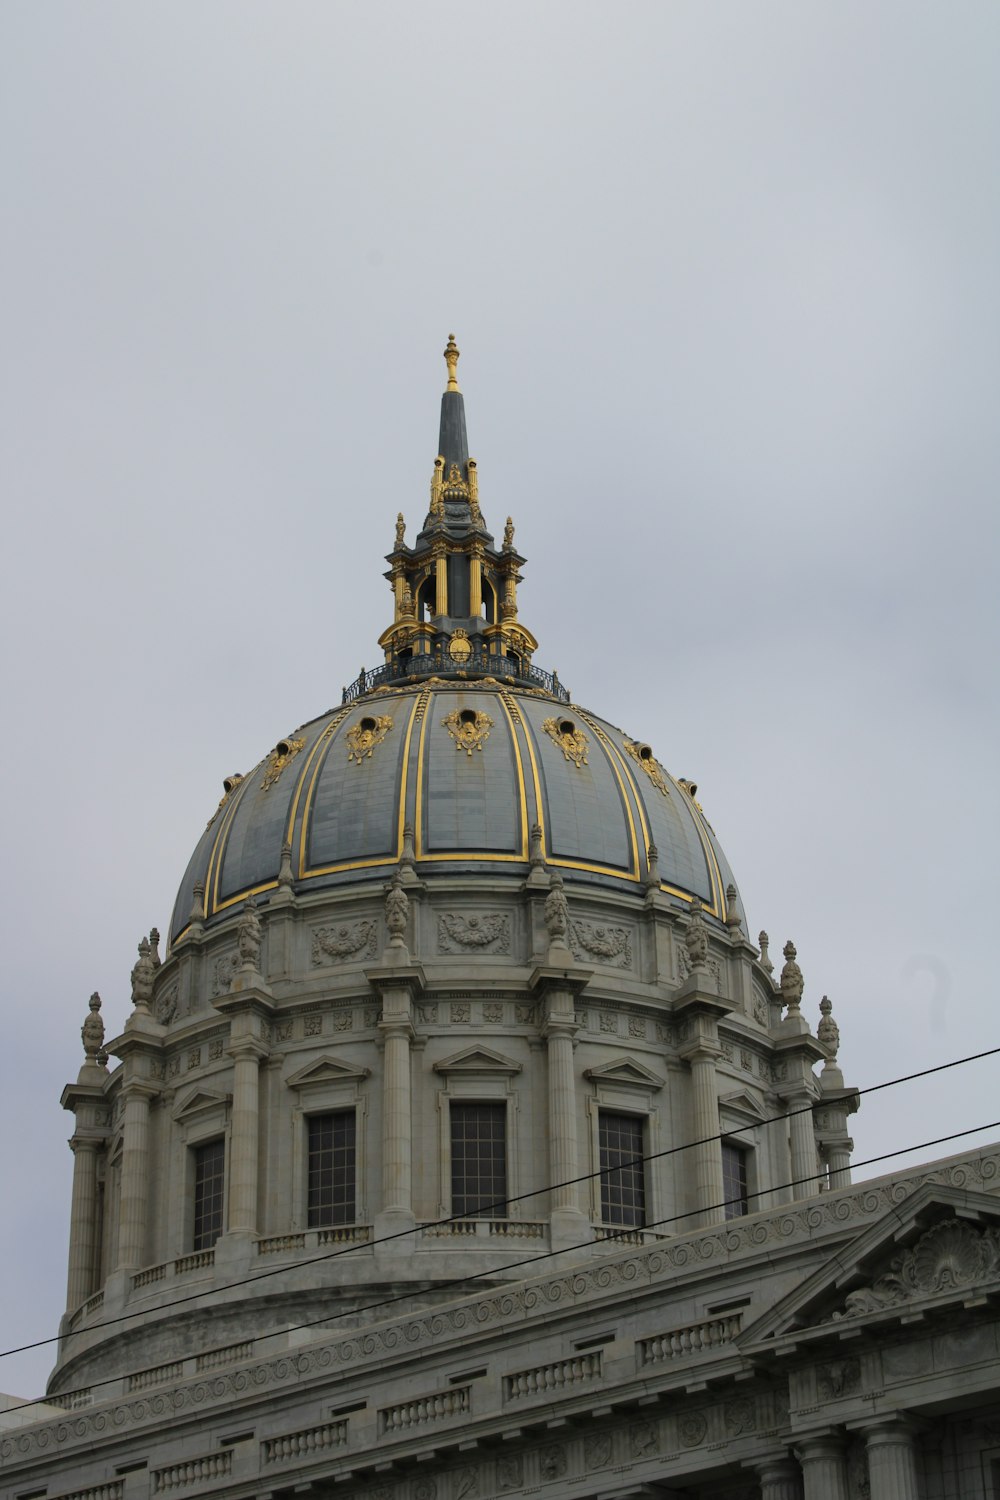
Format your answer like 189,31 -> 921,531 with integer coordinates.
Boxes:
214,1230 -> 256,1279
374,1209 -> 419,1268
549,1208 -> 592,1253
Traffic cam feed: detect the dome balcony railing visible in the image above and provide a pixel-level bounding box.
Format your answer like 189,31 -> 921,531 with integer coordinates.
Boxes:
343,648 -> 570,705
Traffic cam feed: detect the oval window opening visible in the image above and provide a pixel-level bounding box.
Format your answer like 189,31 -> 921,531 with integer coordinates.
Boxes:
275,740 -> 292,757
638,745 -> 653,761
559,719 -> 576,737
459,709 -> 477,726
360,717 -> 377,733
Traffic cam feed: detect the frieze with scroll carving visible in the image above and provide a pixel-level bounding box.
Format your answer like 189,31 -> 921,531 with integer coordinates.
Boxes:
438,913 -> 511,955
346,714 -> 393,764
623,738 -> 671,796
542,715 -> 588,768
442,707 -> 494,756
311,920 -> 378,965
836,1219 -> 1000,1318
261,737 -> 305,790
570,918 -> 632,968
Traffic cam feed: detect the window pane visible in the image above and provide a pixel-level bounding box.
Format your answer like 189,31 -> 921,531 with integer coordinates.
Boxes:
451,1103 -> 507,1218
599,1113 -> 645,1227
193,1139 -> 225,1250
722,1142 -> 749,1219
308,1112 -> 357,1227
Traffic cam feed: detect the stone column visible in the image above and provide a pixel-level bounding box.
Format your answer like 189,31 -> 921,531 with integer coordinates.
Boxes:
687,1044 -> 725,1226
545,1017 -> 578,1205
66,1139 -> 101,1311
861,1418 -> 920,1499
796,1434 -> 850,1500
117,1082 -> 154,1270
753,1455 -> 802,1500
825,1139 -> 853,1190
226,1037 -> 267,1234
469,546 -> 482,617
378,1002 -> 416,1226
434,543 -> 448,617
786,1089 -> 818,1200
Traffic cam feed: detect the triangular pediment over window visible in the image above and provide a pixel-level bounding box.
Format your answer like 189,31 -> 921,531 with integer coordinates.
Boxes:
173,1088 -> 231,1123
741,1183 -> 1000,1353
433,1046 -> 522,1076
286,1056 -> 372,1090
584,1057 -> 665,1090
719,1090 -> 769,1123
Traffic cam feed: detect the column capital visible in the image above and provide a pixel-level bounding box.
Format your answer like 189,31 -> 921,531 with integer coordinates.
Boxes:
226,1035 -> 270,1064
849,1413 -> 922,1441
795,1430 -> 848,1462
378,1016 -> 415,1043
120,1078 -> 160,1105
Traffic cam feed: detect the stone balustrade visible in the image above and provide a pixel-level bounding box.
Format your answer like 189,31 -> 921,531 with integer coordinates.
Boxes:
131,1263 -> 167,1290
128,1360 -> 183,1392
195,1340 -> 253,1371
421,1218 -> 546,1243
152,1450 -> 232,1491
50,1387 -> 93,1411
52,1485 -> 123,1500
172,1250 -> 214,1275
503,1350 -> 602,1401
262,1419 -> 348,1464
637,1312 -> 743,1366
379,1385 -> 471,1434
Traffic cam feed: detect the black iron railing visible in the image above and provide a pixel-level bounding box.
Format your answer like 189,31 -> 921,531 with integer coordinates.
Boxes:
342,648 -> 570,705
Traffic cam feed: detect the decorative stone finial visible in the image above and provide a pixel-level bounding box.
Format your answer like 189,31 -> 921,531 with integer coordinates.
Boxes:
148,927 -> 161,969
130,937 -> 154,1014
529,823 -> 545,870
684,900 -> 709,969
544,873 -> 570,951
81,991 -> 105,1061
644,841 -> 660,891
780,940 -> 804,1017
401,821 -> 416,872
385,869 -> 410,948
503,516 -> 515,551
444,333 -> 461,392
725,884 -> 742,934
758,930 -> 774,975
818,995 -> 840,1061
395,512 -> 406,547
190,880 -> 205,923
237,895 -> 263,971
278,840 -> 294,889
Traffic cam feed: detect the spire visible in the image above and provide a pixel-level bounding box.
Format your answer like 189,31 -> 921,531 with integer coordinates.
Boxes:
438,333 -> 469,477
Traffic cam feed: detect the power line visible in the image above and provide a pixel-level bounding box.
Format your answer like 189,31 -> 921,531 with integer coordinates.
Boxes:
6,1117 -> 998,1420
3,1042 -> 998,1364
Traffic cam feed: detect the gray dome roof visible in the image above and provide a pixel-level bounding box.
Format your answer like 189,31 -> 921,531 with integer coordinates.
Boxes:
170,681 -> 743,943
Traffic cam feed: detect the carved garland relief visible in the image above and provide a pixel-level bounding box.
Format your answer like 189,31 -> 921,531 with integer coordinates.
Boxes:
442,707 -> 494,755
346,714 -> 393,764
623,738 -> 671,796
261,737 -> 306,790
311,920 -> 378,965
438,913 -> 511,954
570,918 -> 632,968
542,715 -> 588,768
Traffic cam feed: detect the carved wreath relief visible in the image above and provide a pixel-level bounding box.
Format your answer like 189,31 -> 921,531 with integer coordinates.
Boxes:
311,920 -> 378,965
570,917 -> 632,968
442,708 -> 494,755
542,715 -> 589,768
437,913 -> 511,954
346,714 -> 393,764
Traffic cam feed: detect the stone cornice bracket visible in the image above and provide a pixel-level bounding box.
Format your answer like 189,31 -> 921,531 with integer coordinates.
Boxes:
365,962 -> 426,1001
528,961 -> 592,1001
211,985 -> 277,1021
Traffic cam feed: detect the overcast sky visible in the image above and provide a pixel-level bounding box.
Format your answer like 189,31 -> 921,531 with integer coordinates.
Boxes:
2,3 -> 998,1400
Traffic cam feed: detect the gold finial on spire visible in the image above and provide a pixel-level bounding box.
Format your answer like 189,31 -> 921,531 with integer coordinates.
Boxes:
443,333 -> 461,392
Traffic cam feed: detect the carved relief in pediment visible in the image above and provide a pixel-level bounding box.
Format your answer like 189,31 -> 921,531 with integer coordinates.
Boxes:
837,1219 -> 1000,1318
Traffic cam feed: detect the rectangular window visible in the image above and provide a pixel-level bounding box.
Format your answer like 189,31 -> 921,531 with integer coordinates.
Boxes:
450,1102 -> 507,1218
722,1141 -> 749,1219
193,1139 -> 225,1250
599,1112 -> 645,1227
308,1112 -> 357,1227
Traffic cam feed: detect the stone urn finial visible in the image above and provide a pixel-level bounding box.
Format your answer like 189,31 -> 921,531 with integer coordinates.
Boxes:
725,884 -> 742,935
385,869 -> 410,948
148,927 -> 161,969
130,936 -> 154,1015
644,841 -> 660,892
544,873 -> 570,951
237,894 -> 263,970
278,840 -> 294,889
818,995 -> 840,1061
81,991 -> 105,1061
684,900 -> 709,970
758,930 -> 774,975
780,940 -> 804,1018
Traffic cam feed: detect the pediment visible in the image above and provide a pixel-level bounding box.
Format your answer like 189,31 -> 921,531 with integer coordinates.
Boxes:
584,1057 -> 665,1090
719,1090 -> 769,1123
173,1087 -> 230,1123
285,1056 -> 372,1090
433,1046 -> 522,1076
741,1183 -> 1000,1351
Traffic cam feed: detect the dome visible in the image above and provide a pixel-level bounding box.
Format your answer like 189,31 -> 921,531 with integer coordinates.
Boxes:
170,684 -> 744,945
